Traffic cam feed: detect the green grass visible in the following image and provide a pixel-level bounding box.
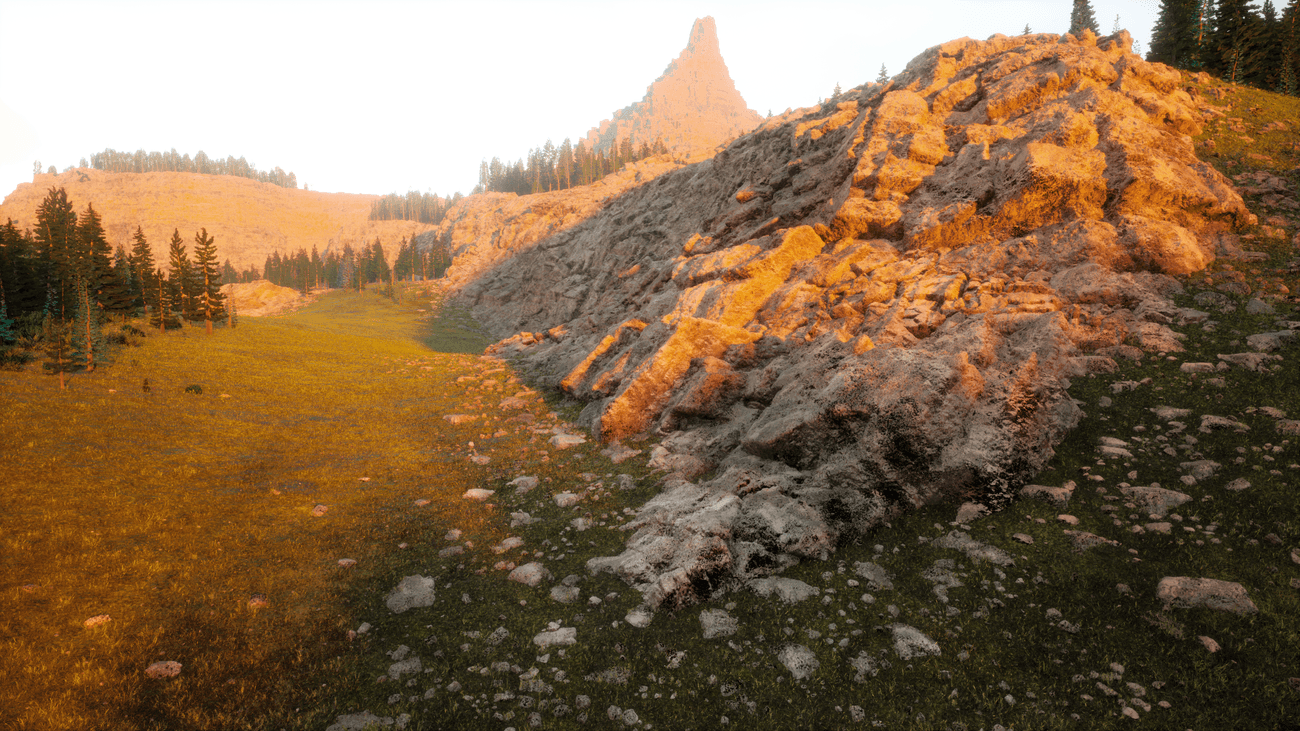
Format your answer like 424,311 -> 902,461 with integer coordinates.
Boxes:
3,78 -> 1300,731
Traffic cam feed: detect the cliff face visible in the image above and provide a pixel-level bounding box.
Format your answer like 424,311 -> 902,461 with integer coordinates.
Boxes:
0,169 -> 434,270
580,17 -> 764,154
450,30 -> 1254,613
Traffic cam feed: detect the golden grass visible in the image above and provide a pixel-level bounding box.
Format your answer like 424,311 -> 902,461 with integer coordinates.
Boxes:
0,286 -> 517,730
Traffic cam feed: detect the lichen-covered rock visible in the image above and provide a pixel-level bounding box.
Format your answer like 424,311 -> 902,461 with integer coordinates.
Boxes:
448,30 -> 1251,611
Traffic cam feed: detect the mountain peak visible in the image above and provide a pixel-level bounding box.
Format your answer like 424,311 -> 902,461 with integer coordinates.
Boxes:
685,16 -> 720,58
581,17 -> 762,155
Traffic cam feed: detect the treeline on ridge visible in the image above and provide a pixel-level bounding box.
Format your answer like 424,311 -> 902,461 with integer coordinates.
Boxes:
0,187 -> 232,383
259,237 -> 451,293
473,136 -> 669,197
49,148 -> 300,189
367,191 -> 462,224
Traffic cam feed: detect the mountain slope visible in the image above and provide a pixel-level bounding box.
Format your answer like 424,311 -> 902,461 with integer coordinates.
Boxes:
0,168 -> 435,270
445,29 -> 1268,611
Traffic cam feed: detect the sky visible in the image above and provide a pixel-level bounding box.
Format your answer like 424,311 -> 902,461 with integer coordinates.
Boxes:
0,0 -> 1162,200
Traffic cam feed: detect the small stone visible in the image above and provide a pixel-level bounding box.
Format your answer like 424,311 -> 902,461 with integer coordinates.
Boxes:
508,563 -> 551,588
699,609 -> 738,639
83,614 -> 111,628
553,492 -> 581,508
463,488 -> 495,501
414,499 -> 430,507
777,644 -> 820,679
892,624 -> 941,659
511,476 -> 540,493
311,504 -> 329,517
533,626 -> 577,648
1225,478 -> 1250,491
1012,533 -> 1034,544
386,575 -> 437,614
1199,635 -> 1221,652
1121,706 -> 1139,719
145,661 -> 182,679
1158,577 -> 1258,614
549,434 -> 586,449
247,594 -> 268,609
1058,514 -> 1080,525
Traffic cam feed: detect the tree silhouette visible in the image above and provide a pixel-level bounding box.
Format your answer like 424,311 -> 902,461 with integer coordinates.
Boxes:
1069,0 -> 1100,36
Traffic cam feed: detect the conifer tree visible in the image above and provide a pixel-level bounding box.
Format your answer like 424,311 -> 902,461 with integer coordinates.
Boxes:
70,278 -> 104,372
166,228 -> 197,320
192,227 -> 225,333
0,280 -> 15,348
78,204 -> 114,304
128,226 -> 154,311
1069,0 -> 1101,36
1279,0 -> 1299,94
876,64 -> 889,83
101,245 -> 137,322
1213,0 -> 1266,83
1023,24 -> 1032,35
42,310 -> 75,389
148,268 -> 180,332
1150,0 -> 1202,68
34,187 -> 78,321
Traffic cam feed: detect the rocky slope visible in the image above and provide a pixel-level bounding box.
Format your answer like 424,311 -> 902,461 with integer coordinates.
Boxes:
579,17 -> 764,154
448,30 -> 1256,612
0,168 -> 434,270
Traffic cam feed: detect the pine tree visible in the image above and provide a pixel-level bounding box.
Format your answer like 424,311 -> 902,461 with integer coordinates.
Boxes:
166,228 -> 197,320
128,226 -> 154,311
876,64 -> 889,83
1213,0 -> 1267,84
70,278 -> 104,372
1279,0 -> 1299,94
148,268 -> 180,332
1069,0 -> 1101,36
192,227 -> 225,334
41,310 -> 75,389
0,280 -> 15,347
34,187 -> 78,321
1023,24 -> 1033,35
101,245 -> 137,322
1150,0 -> 1202,68
78,204 -> 114,305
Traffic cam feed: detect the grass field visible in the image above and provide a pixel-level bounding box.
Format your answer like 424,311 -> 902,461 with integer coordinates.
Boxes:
1,76 -> 1298,731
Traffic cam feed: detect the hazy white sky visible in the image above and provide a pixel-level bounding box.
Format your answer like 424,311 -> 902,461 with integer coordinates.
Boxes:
0,0 -> 1160,200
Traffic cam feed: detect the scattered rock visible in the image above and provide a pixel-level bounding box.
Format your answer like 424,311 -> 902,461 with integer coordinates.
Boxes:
749,576 -> 821,604
338,558 -> 357,568
853,561 -> 895,591
144,661 -> 182,679
311,504 -> 329,517
83,614 -> 111,628
776,644 -> 820,680
1020,483 -> 1075,507
1120,486 -> 1191,518
549,434 -> 586,449
699,609 -> 738,639
326,711 -> 395,731
508,563 -> 552,588
1064,530 -> 1121,552
1157,577 -> 1258,615
443,414 -> 478,425
463,488 -> 495,501
602,443 -> 643,464
554,492 -> 581,508
386,575 -> 437,614
492,537 -> 525,554
1012,533 -> 1034,544
510,475 -> 540,493
1199,636 -> 1221,653
1225,478 -> 1251,492
533,626 -> 577,648
955,502 -> 989,524
933,531 -> 1014,566
892,624 -> 941,659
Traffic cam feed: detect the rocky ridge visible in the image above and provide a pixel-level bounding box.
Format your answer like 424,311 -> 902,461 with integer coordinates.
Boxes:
579,17 -> 764,155
448,30 -> 1258,614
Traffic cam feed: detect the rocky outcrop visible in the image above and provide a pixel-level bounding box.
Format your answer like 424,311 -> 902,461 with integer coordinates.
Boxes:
452,30 -> 1253,613
580,17 -> 764,154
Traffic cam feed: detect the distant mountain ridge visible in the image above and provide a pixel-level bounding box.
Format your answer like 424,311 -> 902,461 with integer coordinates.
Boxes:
580,16 -> 764,154
0,169 -> 435,271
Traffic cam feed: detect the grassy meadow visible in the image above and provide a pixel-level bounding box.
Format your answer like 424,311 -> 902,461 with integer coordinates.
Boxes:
0,75 -> 1298,731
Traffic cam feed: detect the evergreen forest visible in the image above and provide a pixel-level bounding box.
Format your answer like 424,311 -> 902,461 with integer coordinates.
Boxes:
69,148 -> 300,189
473,136 -> 669,196
1147,0 -> 1300,93
0,188 -> 230,381
259,236 -> 451,293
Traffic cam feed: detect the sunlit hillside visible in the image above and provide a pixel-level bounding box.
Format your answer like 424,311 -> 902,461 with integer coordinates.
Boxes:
0,168 -> 437,270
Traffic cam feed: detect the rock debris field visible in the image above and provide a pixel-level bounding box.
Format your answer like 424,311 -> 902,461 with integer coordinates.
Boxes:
320,289 -> 1300,730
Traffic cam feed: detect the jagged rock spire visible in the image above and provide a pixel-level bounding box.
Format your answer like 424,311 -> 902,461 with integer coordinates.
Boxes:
581,16 -> 763,155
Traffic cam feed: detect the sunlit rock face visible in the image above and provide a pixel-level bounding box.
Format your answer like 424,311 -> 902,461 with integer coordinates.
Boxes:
580,16 -> 765,155
449,29 -> 1252,611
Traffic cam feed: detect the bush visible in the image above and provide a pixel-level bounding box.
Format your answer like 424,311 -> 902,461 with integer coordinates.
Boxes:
184,384 -> 203,395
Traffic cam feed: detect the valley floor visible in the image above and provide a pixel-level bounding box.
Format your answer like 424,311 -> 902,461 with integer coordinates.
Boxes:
1,280 -> 1297,731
